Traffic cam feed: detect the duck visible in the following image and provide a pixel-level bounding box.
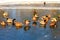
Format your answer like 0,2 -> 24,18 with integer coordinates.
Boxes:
24,19 -> 31,31
3,12 -> 8,18
14,22 -> 23,29
6,18 -> 12,25
41,16 -> 48,23
0,21 -> 6,28
39,20 -> 46,27
51,18 -> 57,22
50,18 -> 57,28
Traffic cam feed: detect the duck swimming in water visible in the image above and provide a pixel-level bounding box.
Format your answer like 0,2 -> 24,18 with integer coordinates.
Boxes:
0,21 -> 6,28
50,18 -> 57,28
33,9 -> 39,21
39,20 -> 46,28
3,12 -> 8,18
6,18 -> 12,25
24,19 -> 31,31
14,22 -> 23,29
34,14 -> 39,20
41,16 -> 49,24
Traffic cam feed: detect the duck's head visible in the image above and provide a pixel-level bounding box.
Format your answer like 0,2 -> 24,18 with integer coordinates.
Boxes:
13,19 -> 16,21
24,19 -> 30,26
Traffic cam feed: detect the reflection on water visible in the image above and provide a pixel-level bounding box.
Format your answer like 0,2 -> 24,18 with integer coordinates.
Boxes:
0,9 -> 60,40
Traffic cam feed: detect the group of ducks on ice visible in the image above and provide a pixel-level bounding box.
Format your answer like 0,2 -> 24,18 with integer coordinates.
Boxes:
0,11 -> 60,31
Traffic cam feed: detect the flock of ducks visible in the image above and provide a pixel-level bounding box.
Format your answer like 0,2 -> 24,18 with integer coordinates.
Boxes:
0,10 -> 60,31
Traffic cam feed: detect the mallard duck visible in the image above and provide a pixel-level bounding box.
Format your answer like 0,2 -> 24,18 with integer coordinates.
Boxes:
44,18 -> 48,23
3,12 -> 8,18
51,18 -> 57,22
6,18 -> 12,25
39,20 -> 46,27
50,22 -> 56,28
15,22 -> 23,29
41,16 -> 48,23
50,18 -> 57,28
0,21 -> 6,28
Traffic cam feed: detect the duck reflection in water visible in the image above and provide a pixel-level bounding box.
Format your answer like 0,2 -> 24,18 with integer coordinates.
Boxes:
24,26 -> 30,31
32,22 -> 37,27
24,19 -> 31,31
